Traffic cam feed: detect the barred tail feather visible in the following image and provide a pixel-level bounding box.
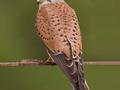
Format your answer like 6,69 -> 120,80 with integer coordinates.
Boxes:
85,80 -> 89,90
46,46 -> 89,90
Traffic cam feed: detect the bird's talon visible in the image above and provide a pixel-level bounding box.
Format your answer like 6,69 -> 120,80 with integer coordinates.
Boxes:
46,57 -> 54,64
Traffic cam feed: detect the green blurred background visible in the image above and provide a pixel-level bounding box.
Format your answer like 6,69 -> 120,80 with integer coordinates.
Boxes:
0,0 -> 120,90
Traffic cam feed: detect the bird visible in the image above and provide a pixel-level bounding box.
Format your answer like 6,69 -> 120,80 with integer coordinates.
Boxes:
35,0 -> 89,90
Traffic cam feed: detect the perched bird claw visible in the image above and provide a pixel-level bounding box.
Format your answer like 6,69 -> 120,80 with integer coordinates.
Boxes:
46,57 -> 54,64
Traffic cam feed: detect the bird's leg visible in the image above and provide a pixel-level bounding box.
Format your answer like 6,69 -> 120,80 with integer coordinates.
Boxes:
46,57 -> 55,65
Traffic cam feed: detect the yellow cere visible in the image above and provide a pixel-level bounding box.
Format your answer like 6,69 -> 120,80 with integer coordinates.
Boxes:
40,0 -> 44,3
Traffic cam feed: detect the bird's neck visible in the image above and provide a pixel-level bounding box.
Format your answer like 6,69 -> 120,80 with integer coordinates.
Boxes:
39,0 -> 64,9
39,1 -> 51,9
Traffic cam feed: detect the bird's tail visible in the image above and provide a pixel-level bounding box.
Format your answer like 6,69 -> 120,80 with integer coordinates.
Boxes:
72,52 -> 89,90
73,80 -> 89,90
84,80 -> 89,90
46,46 -> 89,90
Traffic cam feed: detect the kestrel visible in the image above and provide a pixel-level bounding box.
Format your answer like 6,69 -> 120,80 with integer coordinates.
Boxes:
35,0 -> 89,90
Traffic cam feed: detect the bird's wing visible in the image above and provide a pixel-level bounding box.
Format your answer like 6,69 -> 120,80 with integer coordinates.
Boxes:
46,46 -> 85,90
36,2 -> 86,90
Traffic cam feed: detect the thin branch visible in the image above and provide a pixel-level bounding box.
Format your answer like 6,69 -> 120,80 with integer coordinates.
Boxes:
0,59 -> 56,66
0,59 -> 120,66
84,61 -> 120,65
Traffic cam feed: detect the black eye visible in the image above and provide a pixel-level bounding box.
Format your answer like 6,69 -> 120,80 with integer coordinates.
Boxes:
37,1 -> 40,5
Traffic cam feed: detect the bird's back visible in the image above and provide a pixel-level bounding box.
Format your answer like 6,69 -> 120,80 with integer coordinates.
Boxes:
36,1 -> 89,90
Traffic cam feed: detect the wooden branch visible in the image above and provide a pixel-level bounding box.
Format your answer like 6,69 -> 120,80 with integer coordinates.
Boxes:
84,61 -> 120,65
0,59 -> 120,66
0,59 -> 56,66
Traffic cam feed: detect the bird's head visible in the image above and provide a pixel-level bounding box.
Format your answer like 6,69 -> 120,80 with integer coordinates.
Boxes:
37,0 -> 64,8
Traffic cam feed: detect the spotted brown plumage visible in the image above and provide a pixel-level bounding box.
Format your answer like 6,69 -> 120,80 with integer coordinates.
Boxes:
36,0 -> 89,90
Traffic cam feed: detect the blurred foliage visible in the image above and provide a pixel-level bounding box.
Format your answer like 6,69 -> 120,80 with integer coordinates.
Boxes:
0,0 -> 120,90
0,66 -> 120,90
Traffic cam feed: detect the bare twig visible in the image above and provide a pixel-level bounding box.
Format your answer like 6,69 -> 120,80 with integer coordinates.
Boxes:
0,59 -> 120,66
0,59 -> 56,66
84,61 -> 120,65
